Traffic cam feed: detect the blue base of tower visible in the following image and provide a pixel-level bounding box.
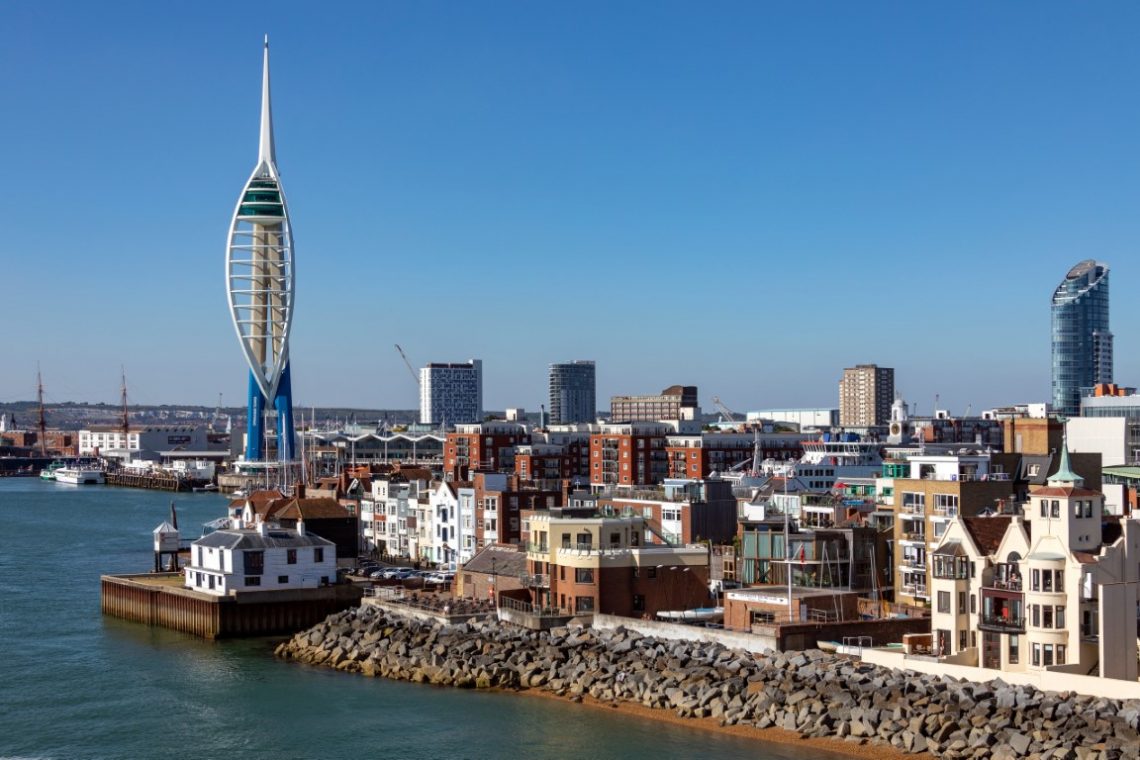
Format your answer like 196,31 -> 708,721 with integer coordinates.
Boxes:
245,363 -> 296,461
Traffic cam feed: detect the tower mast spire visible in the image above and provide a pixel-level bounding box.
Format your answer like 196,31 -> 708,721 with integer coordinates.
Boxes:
259,35 -> 275,165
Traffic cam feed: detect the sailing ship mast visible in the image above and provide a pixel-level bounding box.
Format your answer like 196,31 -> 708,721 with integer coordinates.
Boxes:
36,365 -> 47,457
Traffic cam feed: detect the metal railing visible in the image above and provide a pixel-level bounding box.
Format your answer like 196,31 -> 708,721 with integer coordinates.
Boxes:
497,595 -> 571,618
980,612 -> 1024,631
519,573 -> 550,588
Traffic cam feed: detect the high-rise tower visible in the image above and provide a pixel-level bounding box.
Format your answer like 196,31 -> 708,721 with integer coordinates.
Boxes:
549,361 -> 596,424
226,37 -> 296,461
1051,260 -> 1112,417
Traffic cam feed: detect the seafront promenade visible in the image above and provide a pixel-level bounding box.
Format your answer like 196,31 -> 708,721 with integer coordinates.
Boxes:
277,605 -> 1140,759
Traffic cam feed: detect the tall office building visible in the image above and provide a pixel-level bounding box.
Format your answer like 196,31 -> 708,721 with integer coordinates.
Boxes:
838,364 -> 894,427
1052,260 -> 1112,418
225,38 -> 296,461
420,360 -> 483,426
549,361 -> 596,424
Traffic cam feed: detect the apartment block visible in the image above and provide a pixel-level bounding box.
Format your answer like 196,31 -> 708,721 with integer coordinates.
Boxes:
610,385 -> 699,422
444,422 -> 529,479
929,448 -> 1140,681
589,422 -> 687,488
522,511 -> 710,617
549,360 -> 596,424
838,364 -> 894,427
420,360 -> 482,425
596,478 -> 737,546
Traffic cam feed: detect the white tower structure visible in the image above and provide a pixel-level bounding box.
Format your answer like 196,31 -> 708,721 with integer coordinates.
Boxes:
225,37 -> 297,461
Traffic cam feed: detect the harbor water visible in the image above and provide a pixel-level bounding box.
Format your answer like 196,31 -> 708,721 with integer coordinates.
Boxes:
0,479 -> 847,759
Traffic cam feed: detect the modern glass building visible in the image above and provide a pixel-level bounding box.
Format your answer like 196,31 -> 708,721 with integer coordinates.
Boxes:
549,360 -> 596,424
1051,260 -> 1112,417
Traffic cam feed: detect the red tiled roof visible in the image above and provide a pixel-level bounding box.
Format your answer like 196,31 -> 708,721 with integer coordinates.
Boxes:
961,516 -> 1011,556
272,497 -> 352,520
1030,486 -> 1101,498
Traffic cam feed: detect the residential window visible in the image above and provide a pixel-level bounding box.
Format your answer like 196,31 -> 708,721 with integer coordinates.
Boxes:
1009,635 -> 1019,664
1073,502 -> 1082,518
243,551 -> 264,576
1032,643 -> 1041,666
1055,606 -> 1065,628
1043,571 -> 1053,592
314,548 -> 324,563
959,630 -> 967,651
970,594 -> 976,614
1054,570 -> 1064,592
575,596 -> 595,613
1057,644 -> 1066,665
1050,500 -> 1060,518
632,594 -> 645,612
1083,501 -> 1093,518
937,591 -> 951,613
1032,604 -> 1040,627
575,568 -> 595,584
1043,606 -> 1053,628
1031,569 -> 1040,591
278,575 -> 288,584
245,576 -> 261,587
1043,644 -> 1054,667
1039,501 -> 1047,518
287,549 -> 297,565
958,591 -> 967,615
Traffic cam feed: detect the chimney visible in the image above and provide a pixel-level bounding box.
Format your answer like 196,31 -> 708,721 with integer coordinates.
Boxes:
296,483 -> 306,499
296,518 -> 306,537
256,513 -> 268,537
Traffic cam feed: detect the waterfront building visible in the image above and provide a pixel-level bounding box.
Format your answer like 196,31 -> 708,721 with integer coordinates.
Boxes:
589,421 -> 699,488
184,517 -> 336,596
522,511 -> 710,617
444,422 -> 528,479
665,431 -> 804,480
890,452 -> 1017,606
596,478 -> 738,546
454,543 -> 526,601
420,360 -> 483,426
79,425 -> 210,462
226,38 -> 298,463
839,364 -> 894,427
361,477 -> 428,558
1052,260 -> 1113,417
610,385 -> 699,422
928,444 -> 1140,681
548,361 -> 596,424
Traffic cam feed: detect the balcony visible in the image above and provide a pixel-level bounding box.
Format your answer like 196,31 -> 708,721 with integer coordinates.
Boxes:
979,612 -> 1025,633
519,573 -> 550,589
901,584 -> 928,598
900,531 -> 927,543
526,542 -> 549,554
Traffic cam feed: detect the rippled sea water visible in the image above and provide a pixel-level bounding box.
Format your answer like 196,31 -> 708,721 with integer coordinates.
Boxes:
0,479 -> 849,760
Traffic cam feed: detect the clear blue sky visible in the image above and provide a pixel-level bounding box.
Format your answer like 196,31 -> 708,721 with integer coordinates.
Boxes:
2,2 -> 1138,416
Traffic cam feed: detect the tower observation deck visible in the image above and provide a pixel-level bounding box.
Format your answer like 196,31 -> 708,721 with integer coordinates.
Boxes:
225,37 -> 296,463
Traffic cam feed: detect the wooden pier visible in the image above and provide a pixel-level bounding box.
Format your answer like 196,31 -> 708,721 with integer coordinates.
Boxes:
104,471 -> 194,492
101,573 -> 363,639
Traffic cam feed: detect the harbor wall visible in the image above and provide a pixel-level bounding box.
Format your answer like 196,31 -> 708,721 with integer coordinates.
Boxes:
101,574 -> 363,639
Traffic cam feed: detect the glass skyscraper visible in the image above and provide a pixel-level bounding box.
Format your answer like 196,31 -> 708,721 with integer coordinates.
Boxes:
548,361 -> 596,424
1051,260 -> 1112,417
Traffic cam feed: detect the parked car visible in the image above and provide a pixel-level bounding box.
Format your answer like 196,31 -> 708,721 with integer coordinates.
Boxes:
369,569 -> 387,579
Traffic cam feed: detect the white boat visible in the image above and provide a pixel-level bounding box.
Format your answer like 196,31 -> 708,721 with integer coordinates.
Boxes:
54,466 -> 105,485
656,607 -> 724,623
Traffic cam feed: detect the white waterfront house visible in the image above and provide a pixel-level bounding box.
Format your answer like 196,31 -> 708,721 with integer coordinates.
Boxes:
184,515 -> 336,596
929,443 -> 1140,681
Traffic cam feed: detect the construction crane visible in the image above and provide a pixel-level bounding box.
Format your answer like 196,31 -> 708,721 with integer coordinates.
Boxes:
394,344 -> 420,388
711,395 -> 740,424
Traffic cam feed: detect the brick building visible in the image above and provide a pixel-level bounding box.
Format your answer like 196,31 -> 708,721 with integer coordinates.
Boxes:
597,478 -> 737,545
522,511 -> 710,617
444,422 -> 529,479
589,422 -> 697,488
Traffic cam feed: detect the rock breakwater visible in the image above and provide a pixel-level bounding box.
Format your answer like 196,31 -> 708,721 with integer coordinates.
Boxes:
276,606 -> 1140,759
